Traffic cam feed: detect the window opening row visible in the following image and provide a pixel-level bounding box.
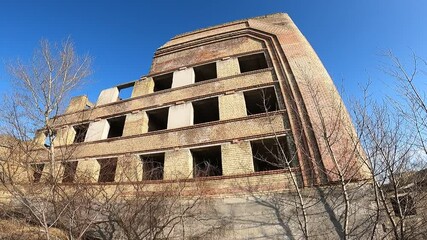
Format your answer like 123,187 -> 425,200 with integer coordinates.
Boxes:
152,53 -> 269,92
32,136 -> 294,183
65,87 -> 279,144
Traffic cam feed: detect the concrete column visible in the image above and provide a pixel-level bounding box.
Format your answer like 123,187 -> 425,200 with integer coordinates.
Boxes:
164,149 -> 193,180
75,159 -> 100,182
115,155 -> 142,182
132,78 -> 154,97
96,87 -> 119,106
167,102 -> 193,129
85,119 -> 110,141
172,68 -> 195,88
221,141 -> 254,175
122,111 -> 148,137
219,92 -> 247,120
65,95 -> 91,114
216,57 -> 240,78
53,126 -> 76,146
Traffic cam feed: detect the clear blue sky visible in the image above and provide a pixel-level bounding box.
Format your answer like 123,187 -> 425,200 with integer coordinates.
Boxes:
1,0 -> 426,104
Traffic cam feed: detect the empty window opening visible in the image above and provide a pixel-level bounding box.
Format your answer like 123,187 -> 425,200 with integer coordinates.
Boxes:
251,137 -> 292,172
194,63 -> 217,82
140,153 -> 165,180
62,161 -> 78,183
32,163 -> 45,183
244,87 -> 279,115
238,53 -> 268,73
118,83 -> 135,100
97,158 -> 117,183
390,194 -> 416,217
153,73 -> 173,92
147,107 -> 169,132
191,146 -> 222,178
192,97 -> 219,124
107,116 -> 126,138
73,124 -> 89,143
44,130 -> 57,148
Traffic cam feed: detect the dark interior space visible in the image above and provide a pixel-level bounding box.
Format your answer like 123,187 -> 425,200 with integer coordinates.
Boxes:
244,87 -> 279,115
73,124 -> 89,143
194,63 -> 217,82
251,137 -> 290,172
192,97 -> 219,124
147,107 -> 169,132
107,116 -> 126,138
391,195 -> 416,216
191,146 -> 222,177
238,53 -> 268,73
153,73 -> 173,92
62,161 -> 78,183
32,164 -> 45,183
141,153 -> 165,180
97,158 -> 118,183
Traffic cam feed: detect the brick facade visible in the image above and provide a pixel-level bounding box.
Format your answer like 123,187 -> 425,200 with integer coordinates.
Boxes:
28,13 -> 370,193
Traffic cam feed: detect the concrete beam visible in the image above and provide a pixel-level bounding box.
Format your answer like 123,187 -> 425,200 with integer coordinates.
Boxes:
217,57 -> 240,78
167,102 -> 193,129
222,141 -> 254,175
96,87 -> 119,106
164,149 -> 193,180
85,119 -> 110,142
172,68 -> 195,88
219,92 -> 247,120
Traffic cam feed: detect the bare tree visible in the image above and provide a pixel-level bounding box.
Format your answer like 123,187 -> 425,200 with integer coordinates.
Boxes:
353,52 -> 427,239
0,38 -> 93,239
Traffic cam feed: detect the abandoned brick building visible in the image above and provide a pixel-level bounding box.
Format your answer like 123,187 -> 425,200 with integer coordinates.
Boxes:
30,13 -> 369,187
24,13 -> 374,238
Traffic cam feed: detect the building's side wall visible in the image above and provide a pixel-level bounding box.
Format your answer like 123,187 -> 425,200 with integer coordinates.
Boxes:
32,13 -> 370,190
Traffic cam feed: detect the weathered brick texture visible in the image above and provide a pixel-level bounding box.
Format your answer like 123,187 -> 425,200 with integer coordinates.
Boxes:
131,78 -> 154,97
216,57 -> 240,78
164,149 -> 193,180
75,159 -> 100,182
221,141 -> 254,175
122,111 -> 148,136
219,92 -> 247,120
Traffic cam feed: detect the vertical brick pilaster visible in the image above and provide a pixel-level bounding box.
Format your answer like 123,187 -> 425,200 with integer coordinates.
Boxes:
53,126 -> 76,146
219,92 -> 247,120
222,141 -> 254,175
216,57 -> 240,78
122,111 -> 149,136
65,95 -> 91,114
164,149 -> 193,180
132,78 -> 154,97
75,159 -> 100,182
39,162 -> 64,182
115,155 -> 143,182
